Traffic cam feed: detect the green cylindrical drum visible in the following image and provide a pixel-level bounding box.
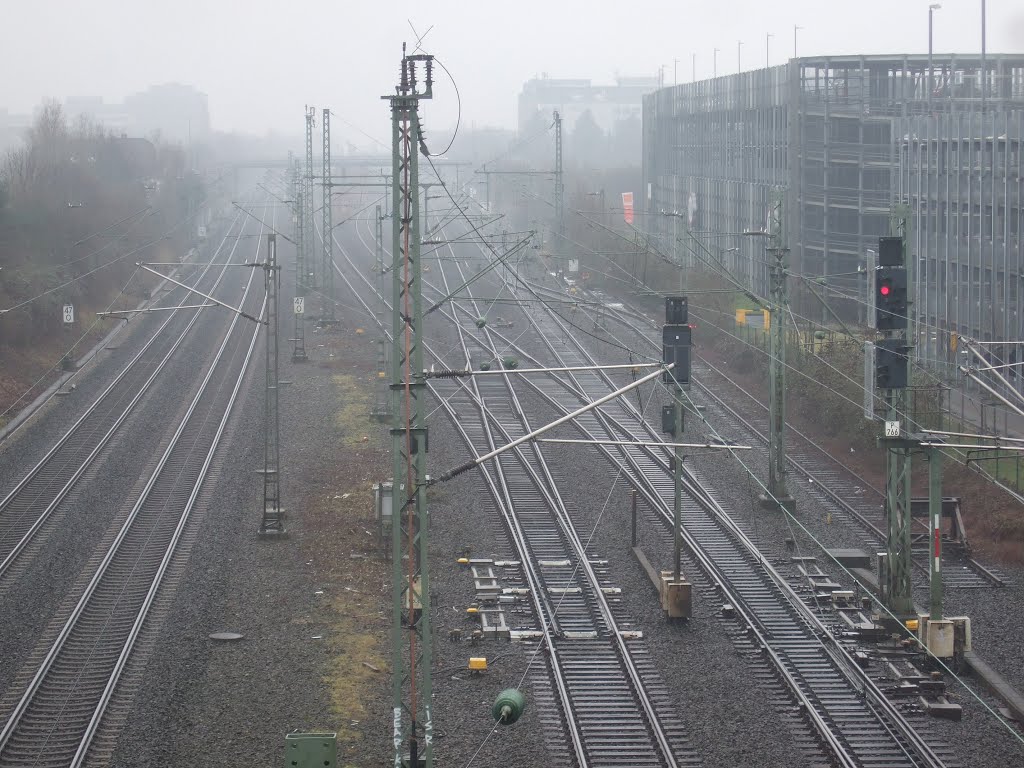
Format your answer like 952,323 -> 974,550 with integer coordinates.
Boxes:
492,688 -> 527,724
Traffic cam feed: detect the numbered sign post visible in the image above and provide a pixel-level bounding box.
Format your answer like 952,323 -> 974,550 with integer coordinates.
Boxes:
63,305 -> 75,325
293,296 -> 305,316
885,420 -> 901,438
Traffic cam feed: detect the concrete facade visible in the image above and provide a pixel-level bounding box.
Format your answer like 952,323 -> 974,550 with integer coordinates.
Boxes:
642,54 -> 1024,354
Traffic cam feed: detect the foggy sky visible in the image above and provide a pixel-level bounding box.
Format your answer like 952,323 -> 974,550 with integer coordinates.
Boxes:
3,0 -> 1023,149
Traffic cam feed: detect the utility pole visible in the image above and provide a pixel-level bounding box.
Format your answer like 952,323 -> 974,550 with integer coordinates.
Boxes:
384,47 -> 434,768
662,296 -> 691,618
321,108 -> 336,323
259,234 -> 285,535
553,110 -> 564,255
372,203 -> 391,422
304,107 -> 317,293
291,157 -> 308,362
881,208 -> 914,618
928,447 -> 943,621
760,191 -> 794,510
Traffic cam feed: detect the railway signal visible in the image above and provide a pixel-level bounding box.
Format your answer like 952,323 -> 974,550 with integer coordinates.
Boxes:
877,218 -> 915,619
663,296 -> 691,615
875,235 -> 907,330
875,339 -> 909,389
875,266 -> 908,330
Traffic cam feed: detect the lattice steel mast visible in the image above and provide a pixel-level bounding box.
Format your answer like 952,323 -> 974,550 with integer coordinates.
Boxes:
553,110 -> 564,253
259,234 -> 284,535
883,206 -> 914,618
321,108 -> 336,322
304,107 -> 317,292
291,155 -> 308,362
765,190 -> 793,509
385,47 -> 434,768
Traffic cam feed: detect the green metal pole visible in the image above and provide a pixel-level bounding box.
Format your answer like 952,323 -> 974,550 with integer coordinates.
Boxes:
292,155 -> 308,362
673,394 -> 684,581
305,107 -> 317,293
388,52 -> 434,768
929,446 -> 943,621
554,110 -> 564,254
389,91 -> 404,768
322,108 -> 335,322
884,206 -> 914,618
764,190 -> 793,509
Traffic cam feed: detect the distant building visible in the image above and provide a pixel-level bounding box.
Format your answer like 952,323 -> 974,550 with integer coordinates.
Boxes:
519,76 -> 657,134
0,84 -> 210,153
519,76 -> 657,167
0,107 -> 35,151
642,53 -> 1024,357
901,112 -> 1024,367
64,97 -> 131,133
123,83 -> 210,144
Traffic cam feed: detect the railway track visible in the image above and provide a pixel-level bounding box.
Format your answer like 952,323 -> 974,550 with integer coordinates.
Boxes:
438,222 -> 957,767
334,212 -> 958,765
0,209 -> 250,587
0,212 -> 268,768
332,220 -> 695,767
538,284 -> 1006,590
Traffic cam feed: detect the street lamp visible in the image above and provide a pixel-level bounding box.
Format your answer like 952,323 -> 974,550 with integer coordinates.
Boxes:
738,40 -> 743,73
928,4 -> 941,112
794,25 -> 803,58
713,48 -> 719,78
766,33 -> 773,68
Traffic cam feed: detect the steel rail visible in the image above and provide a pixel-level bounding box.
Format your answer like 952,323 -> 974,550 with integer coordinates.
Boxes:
323,218 -> 594,764
71,289 -> 266,767
0,208 -> 250,581
435,249 -> 680,765
553,283 -> 1003,588
334,222 -> 683,767
512,289 -> 947,767
438,223 -> 947,767
0,206 -> 267,767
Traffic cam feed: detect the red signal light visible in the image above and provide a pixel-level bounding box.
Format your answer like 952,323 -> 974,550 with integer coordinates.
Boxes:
879,284 -> 891,296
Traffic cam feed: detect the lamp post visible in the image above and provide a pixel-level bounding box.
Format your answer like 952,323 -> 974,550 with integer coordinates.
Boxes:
928,4 -> 941,113
692,52 -> 696,82
713,48 -> 719,78
766,33 -> 773,68
794,25 -> 803,58
738,40 -> 743,73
